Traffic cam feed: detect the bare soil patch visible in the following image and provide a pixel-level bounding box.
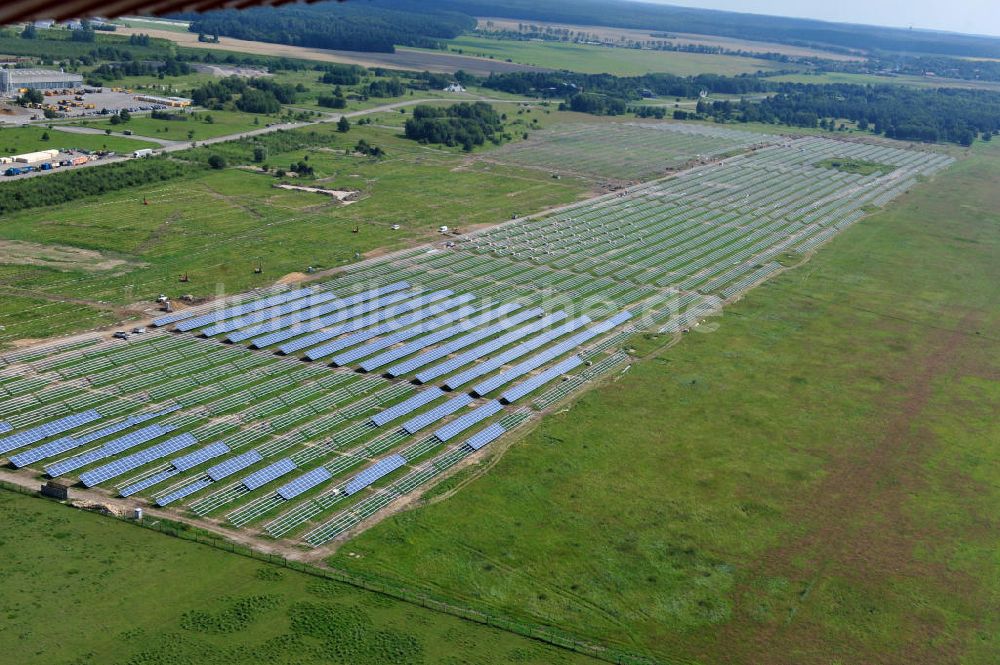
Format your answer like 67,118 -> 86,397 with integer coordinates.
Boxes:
0,239 -> 138,272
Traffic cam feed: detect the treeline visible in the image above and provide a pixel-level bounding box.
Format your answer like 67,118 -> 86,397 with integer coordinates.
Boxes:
175,4 -> 475,54
404,102 -> 503,150
191,76 -> 298,113
90,58 -> 191,81
481,71 -> 768,100
0,159 -> 194,216
818,54 -> 1000,84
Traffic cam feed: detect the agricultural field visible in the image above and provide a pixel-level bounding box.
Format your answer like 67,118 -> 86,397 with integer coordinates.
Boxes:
0,122 -> 589,347
486,121 -> 773,180
440,35 -> 795,76
765,70 -> 1000,93
331,141 -> 1000,664
0,126 -> 157,155
0,489 -> 593,665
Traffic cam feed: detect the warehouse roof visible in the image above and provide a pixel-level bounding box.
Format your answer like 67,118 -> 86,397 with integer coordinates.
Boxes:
0,1 -> 321,26
2,69 -> 84,82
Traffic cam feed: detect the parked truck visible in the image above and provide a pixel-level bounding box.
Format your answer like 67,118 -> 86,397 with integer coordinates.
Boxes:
132,148 -> 154,158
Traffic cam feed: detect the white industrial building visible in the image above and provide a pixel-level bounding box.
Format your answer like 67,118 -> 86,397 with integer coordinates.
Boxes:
0,68 -> 84,96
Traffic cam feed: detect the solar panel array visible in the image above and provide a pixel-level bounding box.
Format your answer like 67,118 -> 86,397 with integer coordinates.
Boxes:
45,423 -> 176,477
206,450 -> 263,481
173,441 -> 231,471
156,478 -> 212,506
171,288 -> 313,331
465,422 -> 507,451
242,457 -> 297,491
0,409 -> 101,454
370,388 -> 444,427
434,400 -> 503,442
344,454 -> 406,495
276,466 -> 333,500
401,394 -> 473,435
79,432 -> 198,487
500,355 -> 583,404
0,421 -> 12,434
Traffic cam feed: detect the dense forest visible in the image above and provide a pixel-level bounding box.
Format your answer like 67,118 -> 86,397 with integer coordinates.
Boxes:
175,3 -> 475,53
191,77 -> 298,113
404,102 -> 504,150
480,71 -> 769,99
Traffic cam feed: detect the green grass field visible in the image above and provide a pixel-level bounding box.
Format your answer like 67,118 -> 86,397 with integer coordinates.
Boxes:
327,144 -> 1000,664
0,122 -> 588,347
438,36 -> 791,76
0,126 -> 157,155
0,489 -> 594,665
66,109 -> 270,142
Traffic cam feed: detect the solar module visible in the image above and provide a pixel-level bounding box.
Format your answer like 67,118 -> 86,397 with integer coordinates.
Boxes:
356,303 -> 522,372
465,423 -> 507,451
119,469 -> 176,497
276,466 -> 333,500
171,441 -> 231,472
173,288 -> 313,331
0,422 -> 11,434
344,454 -> 406,495
332,301 -> 480,368
400,394 -> 473,435
386,307 -> 541,378
370,388 -> 445,427
200,291 -> 338,337
499,355 -> 583,403
206,450 -> 263,481
156,479 -> 212,506
0,409 -> 102,454
247,285 -> 413,348
302,291 -> 463,361
242,457 -> 297,491
8,407 -> 177,468
413,311 -> 569,384
433,400 -> 503,442
44,423 -> 176,477
442,316 -> 591,391
80,432 -> 198,487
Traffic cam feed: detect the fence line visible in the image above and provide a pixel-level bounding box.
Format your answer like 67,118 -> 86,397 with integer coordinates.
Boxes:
0,481 -> 669,665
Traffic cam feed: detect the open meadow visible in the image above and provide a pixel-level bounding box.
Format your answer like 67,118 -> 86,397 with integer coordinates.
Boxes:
0,489 -> 595,665
326,142 -> 1000,664
0,126 -> 157,154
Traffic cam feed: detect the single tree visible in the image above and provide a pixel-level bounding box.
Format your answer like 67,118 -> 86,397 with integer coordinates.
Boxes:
337,116 -> 350,133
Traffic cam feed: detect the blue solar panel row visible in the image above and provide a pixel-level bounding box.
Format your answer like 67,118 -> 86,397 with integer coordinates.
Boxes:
173,288 -> 313,331
442,316 -> 591,391
357,303 -> 523,373
172,441 -> 231,472
370,388 -> 445,427
156,478 -> 212,506
120,469 -> 176,497
471,312 -> 630,397
434,400 -> 503,442
322,296 -> 477,365
199,291 -> 339,337
401,394 -> 473,435
386,307 -> 541,378
465,423 -> 506,451
332,301 -> 479,368
206,450 -> 263,481
0,409 -> 102,454
500,355 -> 584,404
230,281 -> 410,343
253,289 -> 415,350
80,432 -> 198,487
151,308 -> 197,327
0,421 -> 11,434
45,423 -> 177,477
413,312 -> 568,385
344,454 -> 406,495
276,466 -> 333,500
242,457 -> 297,491
302,291 -> 462,361
8,407 -> 177,468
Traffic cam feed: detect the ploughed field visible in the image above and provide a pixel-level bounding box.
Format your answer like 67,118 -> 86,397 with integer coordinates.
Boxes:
0,123 -> 953,556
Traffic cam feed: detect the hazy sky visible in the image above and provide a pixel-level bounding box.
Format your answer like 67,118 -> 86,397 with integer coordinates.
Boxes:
646,0 -> 1000,38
